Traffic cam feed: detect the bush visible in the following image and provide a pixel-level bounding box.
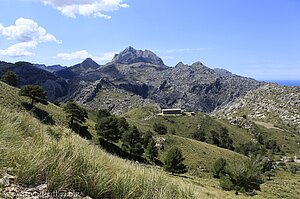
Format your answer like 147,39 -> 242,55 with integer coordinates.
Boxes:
211,158 -> 227,178
153,123 -> 168,135
219,158 -> 263,193
220,175 -> 235,191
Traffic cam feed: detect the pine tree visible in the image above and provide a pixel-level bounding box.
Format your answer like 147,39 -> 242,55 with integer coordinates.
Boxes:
220,158 -> 263,193
145,138 -> 158,161
19,85 -> 48,107
1,70 -> 17,86
219,127 -> 234,150
117,117 -> 129,135
96,115 -> 121,143
164,147 -> 187,174
143,131 -> 153,148
121,126 -> 144,157
63,100 -> 91,138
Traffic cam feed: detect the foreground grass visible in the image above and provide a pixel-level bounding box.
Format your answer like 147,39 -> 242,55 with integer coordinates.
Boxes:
0,107 -> 231,198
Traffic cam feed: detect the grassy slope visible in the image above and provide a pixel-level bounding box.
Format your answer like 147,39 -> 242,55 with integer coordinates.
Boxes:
0,81 -> 67,126
123,106 -> 252,146
1,81 -> 300,198
124,106 -> 300,157
0,82 -> 246,199
161,135 -> 246,177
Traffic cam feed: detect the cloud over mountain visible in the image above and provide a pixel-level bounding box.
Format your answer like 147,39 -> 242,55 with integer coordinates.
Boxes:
0,18 -> 60,57
39,0 -> 129,19
57,50 -> 116,63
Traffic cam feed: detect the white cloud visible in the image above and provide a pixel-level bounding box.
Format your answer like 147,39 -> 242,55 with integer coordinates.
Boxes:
0,18 -> 60,43
0,18 -> 60,57
57,50 -> 90,60
38,0 -> 129,19
0,41 -> 36,57
56,50 -> 116,63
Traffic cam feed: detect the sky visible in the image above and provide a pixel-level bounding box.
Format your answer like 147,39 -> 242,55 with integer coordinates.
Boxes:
0,0 -> 299,80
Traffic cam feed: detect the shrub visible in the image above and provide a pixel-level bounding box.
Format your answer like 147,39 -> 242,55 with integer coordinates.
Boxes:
153,123 -> 168,135
211,158 -> 227,178
220,158 -> 263,194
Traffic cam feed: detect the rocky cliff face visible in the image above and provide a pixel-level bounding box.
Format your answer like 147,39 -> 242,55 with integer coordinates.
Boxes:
214,84 -> 300,133
0,47 -> 265,113
112,46 -> 165,66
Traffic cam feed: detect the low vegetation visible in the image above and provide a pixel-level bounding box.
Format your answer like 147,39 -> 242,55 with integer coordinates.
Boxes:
0,81 -> 300,198
0,107 -> 202,198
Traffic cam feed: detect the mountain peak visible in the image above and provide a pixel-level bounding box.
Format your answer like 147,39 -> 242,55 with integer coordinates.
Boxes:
81,58 -> 99,69
112,47 -> 165,66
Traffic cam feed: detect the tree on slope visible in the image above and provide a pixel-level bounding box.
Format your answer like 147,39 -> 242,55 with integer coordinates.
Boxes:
63,100 -> 91,139
96,115 -> 121,143
145,138 -> 158,162
19,85 -> 48,107
121,126 -> 144,157
1,70 -> 18,86
164,147 -> 187,174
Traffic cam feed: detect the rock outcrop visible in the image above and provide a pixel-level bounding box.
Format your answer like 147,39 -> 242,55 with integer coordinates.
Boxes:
214,84 -> 300,132
112,46 -> 165,66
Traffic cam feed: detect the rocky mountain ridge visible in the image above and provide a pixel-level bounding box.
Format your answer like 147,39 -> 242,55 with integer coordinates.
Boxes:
214,84 -> 300,133
112,46 -> 165,66
0,47 -> 265,113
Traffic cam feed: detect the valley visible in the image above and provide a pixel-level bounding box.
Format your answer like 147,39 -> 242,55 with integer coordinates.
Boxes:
0,47 -> 300,198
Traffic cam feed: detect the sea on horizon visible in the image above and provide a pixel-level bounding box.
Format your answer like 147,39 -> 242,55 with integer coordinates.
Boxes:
264,80 -> 300,86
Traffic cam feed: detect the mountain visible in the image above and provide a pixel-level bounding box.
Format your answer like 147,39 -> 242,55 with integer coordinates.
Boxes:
0,61 -> 68,101
213,68 -> 234,77
214,84 -> 300,133
112,46 -> 165,66
0,47 -> 265,112
34,64 -> 66,72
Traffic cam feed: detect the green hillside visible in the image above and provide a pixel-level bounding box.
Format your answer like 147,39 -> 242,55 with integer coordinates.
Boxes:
1,81 -> 300,198
161,135 -> 246,177
123,106 -> 254,150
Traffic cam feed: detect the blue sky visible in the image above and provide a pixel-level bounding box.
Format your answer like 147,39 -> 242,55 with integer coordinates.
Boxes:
0,0 -> 299,80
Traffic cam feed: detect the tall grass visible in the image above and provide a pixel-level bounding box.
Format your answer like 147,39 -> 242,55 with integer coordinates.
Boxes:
0,107 -> 209,198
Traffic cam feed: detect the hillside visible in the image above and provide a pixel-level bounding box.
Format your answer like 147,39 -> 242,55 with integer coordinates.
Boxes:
124,106 -> 254,148
1,81 -> 300,198
214,84 -> 300,154
0,80 -> 251,199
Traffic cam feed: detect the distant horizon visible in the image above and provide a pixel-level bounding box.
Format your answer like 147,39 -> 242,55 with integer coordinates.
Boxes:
2,51 -> 300,83
262,80 -> 300,86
